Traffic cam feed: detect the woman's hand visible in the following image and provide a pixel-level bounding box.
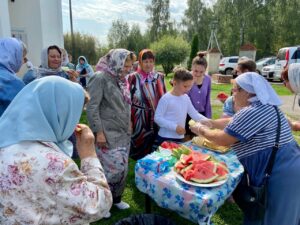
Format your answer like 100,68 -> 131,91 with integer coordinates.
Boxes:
67,69 -> 79,82
199,119 -> 213,129
96,131 -> 108,149
75,124 -> 97,159
176,125 -> 186,135
190,124 -> 206,136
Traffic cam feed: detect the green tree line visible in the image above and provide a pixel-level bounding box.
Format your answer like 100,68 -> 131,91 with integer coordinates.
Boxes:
64,0 -> 300,72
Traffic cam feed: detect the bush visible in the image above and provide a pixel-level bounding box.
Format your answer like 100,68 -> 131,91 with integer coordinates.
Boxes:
150,35 -> 190,75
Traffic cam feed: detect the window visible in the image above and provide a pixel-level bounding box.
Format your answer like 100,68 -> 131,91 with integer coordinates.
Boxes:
229,58 -> 238,63
291,49 -> 300,60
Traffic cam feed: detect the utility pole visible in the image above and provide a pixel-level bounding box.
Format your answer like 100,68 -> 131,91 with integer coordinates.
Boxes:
207,20 -> 222,55
69,0 -> 75,63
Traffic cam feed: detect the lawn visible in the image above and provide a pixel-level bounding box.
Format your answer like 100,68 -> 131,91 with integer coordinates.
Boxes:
83,76 -> 292,225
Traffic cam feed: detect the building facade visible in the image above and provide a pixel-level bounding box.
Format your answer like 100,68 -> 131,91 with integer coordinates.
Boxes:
0,0 -> 64,72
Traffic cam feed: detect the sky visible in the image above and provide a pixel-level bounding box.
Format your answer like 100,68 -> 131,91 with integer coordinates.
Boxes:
61,0 -> 188,44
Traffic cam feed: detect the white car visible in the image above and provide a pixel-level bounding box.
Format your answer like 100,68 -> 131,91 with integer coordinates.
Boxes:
256,57 -> 276,74
274,46 -> 300,78
261,64 -> 279,81
219,56 -> 239,75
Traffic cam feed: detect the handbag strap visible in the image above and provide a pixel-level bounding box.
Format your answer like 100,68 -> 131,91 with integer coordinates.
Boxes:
264,106 -> 281,177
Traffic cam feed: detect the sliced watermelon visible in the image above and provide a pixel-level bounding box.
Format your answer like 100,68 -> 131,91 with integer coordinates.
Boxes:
190,168 -> 219,184
194,161 -> 217,173
169,142 -> 180,149
180,154 -> 193,164
160,141 -> 170,149
192,152 -> 210,162
180,164 -> 194,175
174,161 -> 185,172
183,169 -> 195,181
215,163 -> 229,181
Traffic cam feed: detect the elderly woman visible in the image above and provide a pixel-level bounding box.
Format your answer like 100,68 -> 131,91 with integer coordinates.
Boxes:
191,72 -> 300,224
128,49 -> 166,160
0,76 -> 112,224
22,45 -> 78,84
281,63 -> 300,131
0,38 -> 26,116
87,49 -> 136,214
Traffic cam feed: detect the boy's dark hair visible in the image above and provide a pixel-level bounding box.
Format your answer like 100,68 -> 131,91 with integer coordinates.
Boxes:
192,51 -> 207,68
173,67 -> 193,81
238,59 -> 256,72
47,45 -> 61,56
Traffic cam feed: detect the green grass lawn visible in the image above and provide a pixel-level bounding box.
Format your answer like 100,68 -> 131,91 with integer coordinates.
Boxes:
83,77 -> 292,225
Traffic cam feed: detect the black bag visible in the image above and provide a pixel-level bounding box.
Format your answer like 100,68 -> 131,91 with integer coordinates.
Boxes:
233,106 -> 281,221
114,213 -> 176,225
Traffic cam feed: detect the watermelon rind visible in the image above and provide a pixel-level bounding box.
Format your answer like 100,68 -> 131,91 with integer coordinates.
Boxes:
190,174 -> 219,184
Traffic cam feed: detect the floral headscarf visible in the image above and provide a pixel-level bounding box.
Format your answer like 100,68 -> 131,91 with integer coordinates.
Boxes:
288,63 -> 300,93
96,49 -> 132,104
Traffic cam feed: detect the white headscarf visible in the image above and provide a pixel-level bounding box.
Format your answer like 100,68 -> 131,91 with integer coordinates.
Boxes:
288,63 -> 300,93
235,72 -> 282,105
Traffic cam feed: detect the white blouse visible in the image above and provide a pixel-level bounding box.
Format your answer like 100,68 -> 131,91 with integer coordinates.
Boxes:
0,141 -> 112,225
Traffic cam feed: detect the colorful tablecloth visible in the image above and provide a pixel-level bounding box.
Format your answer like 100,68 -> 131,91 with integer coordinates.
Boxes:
135,142 -> 244,225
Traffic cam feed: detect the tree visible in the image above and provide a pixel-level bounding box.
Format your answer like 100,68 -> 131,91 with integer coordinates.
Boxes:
107,19 -> 130,49
150,35 -> 190,75
146,0 -> 171,41
126,24 -> 150,55
182,0 -> 213,49
64,32 -> 98,65
188,34 -> 199,70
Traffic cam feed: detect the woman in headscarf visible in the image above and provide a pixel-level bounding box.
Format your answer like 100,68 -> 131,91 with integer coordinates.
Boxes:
0,76 -> 112,225
76,56 -> 94,88
61,48 -> 75,70
281,63 -> 300,131
0,37 -> 26,116
191,72 -> 300,225
128,49 -> 166,160
87,49 -> 136,214
22,45 -> 78,85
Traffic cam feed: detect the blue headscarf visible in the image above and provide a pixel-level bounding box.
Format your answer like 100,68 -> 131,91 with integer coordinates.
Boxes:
76,56 -> 89,70
0,37 -> 25,116
0,76 -> 84,156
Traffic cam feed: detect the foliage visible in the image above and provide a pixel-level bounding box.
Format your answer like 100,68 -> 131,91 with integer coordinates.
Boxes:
64,32 -> 99,65
188,34 -> 199,70
150,35 -> 190,75
107,19 -> 130,49
146,0 -> 172,41
182,0 -> 214,50
209,0 -> 300,58
107,20 -> 149,55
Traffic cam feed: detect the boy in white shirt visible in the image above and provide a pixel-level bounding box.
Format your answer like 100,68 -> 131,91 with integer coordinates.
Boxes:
154,67 -> 207,147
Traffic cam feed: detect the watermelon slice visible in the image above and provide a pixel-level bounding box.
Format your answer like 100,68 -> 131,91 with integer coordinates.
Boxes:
180,154 -> 193,164
194,161 -> 217,173
215,163 -> 229,181
182,169 -> 195,181
193,152 -> 210,161
180,164 -> 194,175
190,168 -> 219,184
174,161 -> 185,172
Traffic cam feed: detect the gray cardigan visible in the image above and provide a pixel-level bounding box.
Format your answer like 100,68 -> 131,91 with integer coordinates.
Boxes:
86,72 -> 131,149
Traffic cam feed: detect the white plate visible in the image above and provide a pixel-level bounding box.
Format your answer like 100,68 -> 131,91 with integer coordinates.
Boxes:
174,171 -> 228,187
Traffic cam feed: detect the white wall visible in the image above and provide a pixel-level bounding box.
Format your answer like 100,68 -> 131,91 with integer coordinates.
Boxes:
0,0 -> 11,37
8,0 -> 63,69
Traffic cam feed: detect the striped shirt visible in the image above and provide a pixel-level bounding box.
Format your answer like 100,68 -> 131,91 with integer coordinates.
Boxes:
225,101 -> 294,159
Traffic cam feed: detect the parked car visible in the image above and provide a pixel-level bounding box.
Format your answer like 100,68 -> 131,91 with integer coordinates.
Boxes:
274,46 -> 300,79
219,56 -> 239,75
261,64 -> 280,81
256,57 -> 276,74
